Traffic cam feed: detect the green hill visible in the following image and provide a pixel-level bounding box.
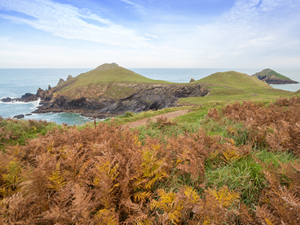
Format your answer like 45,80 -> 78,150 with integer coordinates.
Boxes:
252,68 -> 298,84
180,71 -> 291,105
197,71 -> 270,90
53,63 -> 172,99
60,63 -> 169,89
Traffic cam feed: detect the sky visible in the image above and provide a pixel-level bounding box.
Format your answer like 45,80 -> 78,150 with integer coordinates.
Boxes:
0,0 -> 300,68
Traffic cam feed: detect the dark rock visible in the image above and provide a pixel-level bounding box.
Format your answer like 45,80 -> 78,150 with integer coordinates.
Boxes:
21,93 -> 37,102
34,83 -> 209,117
25,114 -> 32,116
37,88 -> 52,101
67,75 -> 73,80
1,97 -> 13,102
13,114 -> 24,119
190,78 -> 195,83
57,78 -> 65,85
263,80 -> 299,85
48,85 -> 52,90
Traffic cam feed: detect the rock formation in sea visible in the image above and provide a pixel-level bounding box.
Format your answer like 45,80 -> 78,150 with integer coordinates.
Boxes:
252,68 -> 298,84
0,93 -> 37,103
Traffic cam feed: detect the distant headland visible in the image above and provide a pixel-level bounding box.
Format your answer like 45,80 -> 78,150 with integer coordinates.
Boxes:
252,68 -> 299,84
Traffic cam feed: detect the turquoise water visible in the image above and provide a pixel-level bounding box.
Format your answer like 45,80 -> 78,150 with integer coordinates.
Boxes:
0,68 -> 92,125
0,68 -> 299,125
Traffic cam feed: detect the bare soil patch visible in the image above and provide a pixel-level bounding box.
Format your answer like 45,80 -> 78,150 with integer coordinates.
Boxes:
123,109 -> 189,129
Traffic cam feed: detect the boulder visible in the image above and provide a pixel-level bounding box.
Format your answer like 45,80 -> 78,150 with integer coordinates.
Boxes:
13,114 -> 24,119
1,97 -> 13,102
21,93 -> 38,102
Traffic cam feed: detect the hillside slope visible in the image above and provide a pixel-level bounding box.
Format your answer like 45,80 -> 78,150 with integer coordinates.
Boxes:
252,68 -> 298,84
35,63 -> 208,117
180,71 -> 291,105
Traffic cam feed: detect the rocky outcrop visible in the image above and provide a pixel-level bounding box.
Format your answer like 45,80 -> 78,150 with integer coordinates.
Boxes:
34,83 -> 208,118
20,93 -> 38,102
0,93 -> 37,103
1,97 -> 13,102
253,69 -> 299,84
57,78 -> 65,85
13,114 -> 24,119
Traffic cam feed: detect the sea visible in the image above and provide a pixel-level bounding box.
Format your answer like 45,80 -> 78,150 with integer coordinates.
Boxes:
0,68 -> 299,125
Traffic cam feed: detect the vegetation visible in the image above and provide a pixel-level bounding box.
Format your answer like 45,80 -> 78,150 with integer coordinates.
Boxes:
1,67 -> 300,224
180,71 -> 291,105
57,63 -> 171,97
253,68 -> 294,81
0,118 -> 57,151
108,106 -> 190,125
1,95 -> 300,224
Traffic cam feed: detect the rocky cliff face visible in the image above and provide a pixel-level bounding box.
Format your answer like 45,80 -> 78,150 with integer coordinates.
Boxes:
34,83 -> 208,118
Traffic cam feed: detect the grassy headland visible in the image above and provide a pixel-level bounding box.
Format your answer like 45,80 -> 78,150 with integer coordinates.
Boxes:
55,63 -> 171,99
180,71 -> 292,105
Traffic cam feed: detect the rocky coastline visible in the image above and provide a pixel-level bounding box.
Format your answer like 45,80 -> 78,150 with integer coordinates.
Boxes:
261,79 -> 299,85
32,83 -> 209,119
1,83 -> 208,119
0,93 -> 38,103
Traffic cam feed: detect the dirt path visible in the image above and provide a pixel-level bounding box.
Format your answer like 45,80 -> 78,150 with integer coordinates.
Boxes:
122,109 -> 189,129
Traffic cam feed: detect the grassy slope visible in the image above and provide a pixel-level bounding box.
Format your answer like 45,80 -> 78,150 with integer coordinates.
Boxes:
253,69 -> 292,81
57,64 -> 171,95
180,71 -> 291,105
53,65 -> 293,104
293,89 -> 300,96
52,63 -> 178,100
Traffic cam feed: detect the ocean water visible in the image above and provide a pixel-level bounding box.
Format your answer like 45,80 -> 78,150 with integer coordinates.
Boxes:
0,68 -> 92,125
0,68 -> 299,125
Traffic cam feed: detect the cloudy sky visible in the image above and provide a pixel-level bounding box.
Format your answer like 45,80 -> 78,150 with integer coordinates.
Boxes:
0,0 -> 300,68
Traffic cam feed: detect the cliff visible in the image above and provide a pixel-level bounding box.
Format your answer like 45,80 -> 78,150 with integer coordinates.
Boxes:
34,63 -> 209,118
252,69 -> 298,84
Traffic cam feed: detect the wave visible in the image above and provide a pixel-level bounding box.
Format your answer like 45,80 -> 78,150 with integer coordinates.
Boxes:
0,98 -> 41,105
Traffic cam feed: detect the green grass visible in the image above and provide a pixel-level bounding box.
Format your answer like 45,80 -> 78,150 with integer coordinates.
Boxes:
106,106 -> 191,124
58,63 -> 171,94
205,156 -> 266,206
0,118 -> 57,151
254,69 -> 293,81
180,71 -> 291,105
196,71 -> 270,89
293,89 -> 300,96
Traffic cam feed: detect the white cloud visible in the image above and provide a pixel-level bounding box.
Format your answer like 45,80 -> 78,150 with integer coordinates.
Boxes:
0,0 -> 149,48
144,33 -> 159,40
0,0 -> 299,68
120,0 -> 146,16
191,0 -> 300,67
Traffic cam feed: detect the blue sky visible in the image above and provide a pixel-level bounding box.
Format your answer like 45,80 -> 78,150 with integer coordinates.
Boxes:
0,0 -> 299,68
